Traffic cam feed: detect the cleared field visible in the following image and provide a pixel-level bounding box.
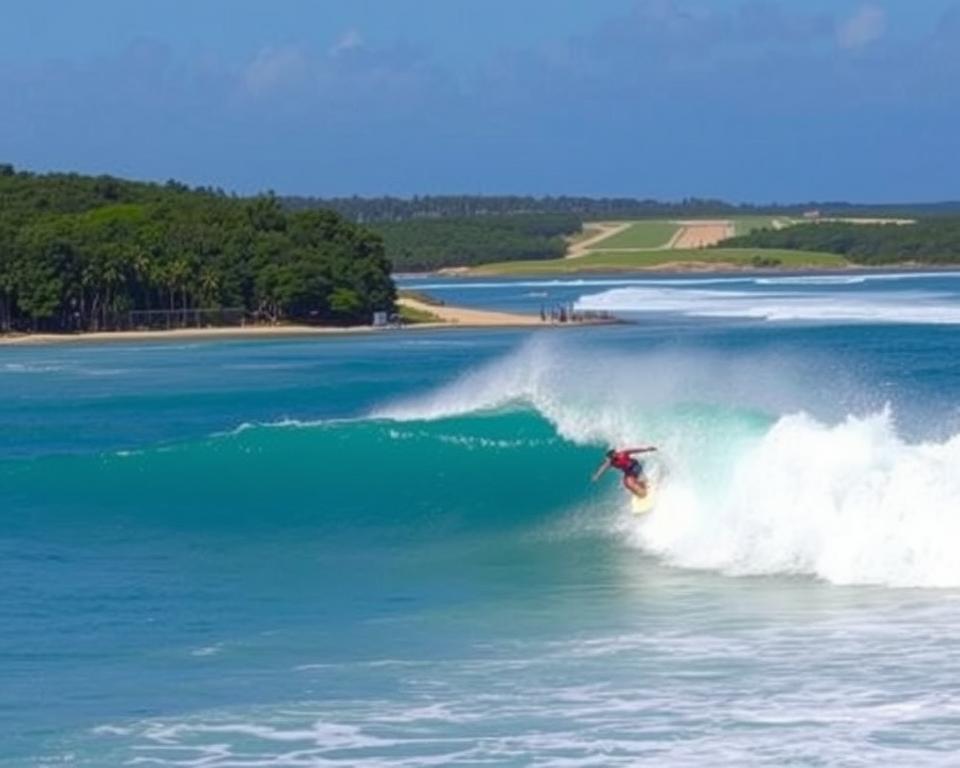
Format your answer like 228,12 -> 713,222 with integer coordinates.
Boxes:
586,220 -> 680,250
472,248 -> 847,275
672,221 -> 733,248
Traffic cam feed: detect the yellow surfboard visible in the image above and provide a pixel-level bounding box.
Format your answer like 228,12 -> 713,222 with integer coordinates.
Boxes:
630,483 -> 657,515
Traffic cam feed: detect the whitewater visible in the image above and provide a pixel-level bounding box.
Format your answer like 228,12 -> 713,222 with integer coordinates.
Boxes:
5,270 -> 960,765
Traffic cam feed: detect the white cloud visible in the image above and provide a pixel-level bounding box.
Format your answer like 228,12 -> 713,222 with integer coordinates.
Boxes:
243,46 -> 309,95
837,4 -> 887,50
329,29 -> 363,58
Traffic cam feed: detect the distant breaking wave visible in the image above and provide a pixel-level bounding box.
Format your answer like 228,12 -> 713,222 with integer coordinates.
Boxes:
574,285 -> 960,324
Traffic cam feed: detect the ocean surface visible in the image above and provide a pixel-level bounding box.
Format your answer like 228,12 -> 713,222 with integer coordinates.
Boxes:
5,270 -> 960,766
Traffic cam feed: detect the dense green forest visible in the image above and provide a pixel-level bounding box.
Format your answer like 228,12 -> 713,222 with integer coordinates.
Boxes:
284,194 -> 960,224
372,214 -> 581,271
0,166 -> 394,332
720,218 -> 960,264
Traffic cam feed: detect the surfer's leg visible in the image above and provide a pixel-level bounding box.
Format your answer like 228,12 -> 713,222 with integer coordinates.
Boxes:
624,475 -> 648,498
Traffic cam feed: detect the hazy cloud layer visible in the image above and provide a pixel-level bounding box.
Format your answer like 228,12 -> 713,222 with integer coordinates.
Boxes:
1,0 -> 957,200
837,4 -> 888,49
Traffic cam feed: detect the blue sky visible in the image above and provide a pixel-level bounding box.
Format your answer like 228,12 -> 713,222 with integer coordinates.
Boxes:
2,1 -> 958,201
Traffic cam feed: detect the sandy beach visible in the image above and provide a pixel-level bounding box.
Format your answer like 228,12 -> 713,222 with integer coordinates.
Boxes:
0,297 -> 562,346
397,296 -> 544,326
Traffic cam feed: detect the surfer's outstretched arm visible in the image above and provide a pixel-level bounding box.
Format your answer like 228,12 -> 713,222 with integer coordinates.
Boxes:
625,446 -> 657,455
591,459 -> 611,482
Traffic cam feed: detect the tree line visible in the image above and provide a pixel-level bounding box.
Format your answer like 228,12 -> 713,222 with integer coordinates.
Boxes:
0,166 -> 394,332
371,214 -> 581,271
720,218 -> 960,265
283,193 -> 960,224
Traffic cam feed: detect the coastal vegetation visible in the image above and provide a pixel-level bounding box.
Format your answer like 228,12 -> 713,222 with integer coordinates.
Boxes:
284,195 -> 960,223
0,166 -> 394,333
284,194 -> 960,271
371,214 -> 580,271
719,218 -> 960,264
732,216 -> 791,236
396,302 -> 442,324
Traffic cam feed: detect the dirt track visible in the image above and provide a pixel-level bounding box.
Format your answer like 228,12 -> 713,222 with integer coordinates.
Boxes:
565,222 -> 632,258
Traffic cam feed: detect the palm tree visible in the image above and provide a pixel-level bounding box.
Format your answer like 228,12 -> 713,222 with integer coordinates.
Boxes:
199,267 -> 219,308
100,249 -> 122,330
167,258 -> 191,326
131,249 -> 153,311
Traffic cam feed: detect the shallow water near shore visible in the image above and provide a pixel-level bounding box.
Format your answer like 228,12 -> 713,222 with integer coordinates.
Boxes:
5,271 -> 960,765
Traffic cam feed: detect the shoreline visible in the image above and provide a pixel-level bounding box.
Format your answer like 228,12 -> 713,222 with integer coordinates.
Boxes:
1,297 -> 615,347
6,262 -> 947,346
417,262 -> 960,279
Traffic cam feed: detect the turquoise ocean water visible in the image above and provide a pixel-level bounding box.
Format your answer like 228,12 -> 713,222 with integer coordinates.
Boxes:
5,271 -> 960,765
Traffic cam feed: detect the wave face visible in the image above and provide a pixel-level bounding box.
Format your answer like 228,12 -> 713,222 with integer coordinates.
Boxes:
2,410 -> 596,540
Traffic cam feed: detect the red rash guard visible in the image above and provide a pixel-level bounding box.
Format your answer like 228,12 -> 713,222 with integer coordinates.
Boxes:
609,451 -> 635,472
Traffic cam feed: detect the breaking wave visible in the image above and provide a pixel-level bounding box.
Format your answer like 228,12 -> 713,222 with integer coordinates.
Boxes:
375,339 -> 960,587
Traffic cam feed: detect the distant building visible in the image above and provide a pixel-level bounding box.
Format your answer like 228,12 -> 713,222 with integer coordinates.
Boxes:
803,210 -> 821,220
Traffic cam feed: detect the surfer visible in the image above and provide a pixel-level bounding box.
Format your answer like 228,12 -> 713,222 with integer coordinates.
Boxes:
592,446 -> 657,499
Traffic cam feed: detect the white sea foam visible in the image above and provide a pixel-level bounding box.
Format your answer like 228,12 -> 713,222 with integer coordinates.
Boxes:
752,272 -> 960,286
633,410 -> 960,587
190,643 -> 224,657
406,277 -> 752,291
575,285 -> 960,324
220,417 -> 338,436
754,275 -> 868,286
1,362 -> 67,373
386,427 -> 558,450
87,612 -> 960,765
